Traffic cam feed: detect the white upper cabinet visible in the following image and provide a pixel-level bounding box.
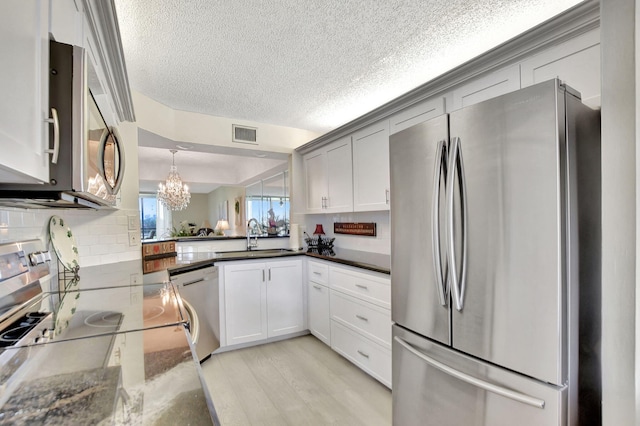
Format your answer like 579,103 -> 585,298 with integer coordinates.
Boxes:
352,121 -> 390,212
303,149 -> 326,213
0,0 -> 52,183
520,28 -> 600,109
303,136 -> 353,213
389,97 -> 446,135
50,0 -> 83,46
450,64 -> 521,111
325,137 -> 353,212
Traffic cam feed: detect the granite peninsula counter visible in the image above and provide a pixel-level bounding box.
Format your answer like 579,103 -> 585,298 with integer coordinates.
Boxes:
167,248 -> 390,276
0,261 -> 219,425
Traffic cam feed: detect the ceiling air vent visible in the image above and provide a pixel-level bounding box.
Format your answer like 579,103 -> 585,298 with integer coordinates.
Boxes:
232,124 -> 257,144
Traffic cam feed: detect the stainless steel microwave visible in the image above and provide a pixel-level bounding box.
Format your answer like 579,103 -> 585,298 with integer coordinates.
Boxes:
0,41 -> 125,208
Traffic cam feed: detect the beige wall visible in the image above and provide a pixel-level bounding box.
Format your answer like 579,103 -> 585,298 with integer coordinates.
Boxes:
133,91 -> 320,153
208,186 -> 245,236
171,193 -> 210,231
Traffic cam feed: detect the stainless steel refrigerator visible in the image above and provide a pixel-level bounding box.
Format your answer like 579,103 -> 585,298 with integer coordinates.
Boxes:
390,79 -> 601,425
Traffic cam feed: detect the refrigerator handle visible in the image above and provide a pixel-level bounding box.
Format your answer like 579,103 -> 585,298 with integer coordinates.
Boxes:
394,336 -> 545,409
446,137 -> 468,311
431,139 -> 448,306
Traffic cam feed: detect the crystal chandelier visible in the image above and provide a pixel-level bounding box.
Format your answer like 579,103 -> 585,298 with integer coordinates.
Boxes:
158,149 -> 191,211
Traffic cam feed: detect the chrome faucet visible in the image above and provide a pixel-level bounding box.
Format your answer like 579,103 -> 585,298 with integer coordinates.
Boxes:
247,218 -> 262,250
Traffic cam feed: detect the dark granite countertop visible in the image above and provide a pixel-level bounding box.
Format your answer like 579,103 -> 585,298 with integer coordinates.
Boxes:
0,266 -> 219,425
143,235 -> 289,244
167,249 -> 305,275
0,327 -> 218,425
306,249 -> 391,274
167,248 -> 390,275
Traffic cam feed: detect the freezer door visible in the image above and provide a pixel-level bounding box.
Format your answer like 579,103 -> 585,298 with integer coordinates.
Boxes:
390,114 -> 450,345
392,325 -> 566,426
448,80 -> 566,385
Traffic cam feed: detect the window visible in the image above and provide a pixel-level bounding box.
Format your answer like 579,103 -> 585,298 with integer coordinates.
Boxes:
139,195 -> 172,240
246,171 -> 289,235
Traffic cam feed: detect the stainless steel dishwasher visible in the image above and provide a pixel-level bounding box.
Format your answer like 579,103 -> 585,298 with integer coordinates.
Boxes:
170,264 -> 220,362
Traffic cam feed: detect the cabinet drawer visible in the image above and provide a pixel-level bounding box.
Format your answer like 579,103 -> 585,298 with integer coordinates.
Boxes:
330,267 -> 390,308
308,261 -> 329,285
331,320 -> 391,388
330,290 -> 391,348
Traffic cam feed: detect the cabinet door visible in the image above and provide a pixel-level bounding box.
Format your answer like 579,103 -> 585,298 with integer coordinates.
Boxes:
267,260 -> 304,337
450,64 -> 521,111
303,150 -> 327,213
50,0 -> 83,46
224,263 -> 267,345
0,0 -> 51,183
325,136 -> 353,212
352,121 -> 390,212
389,97 -> 446,135
520,28 -> 600,108
308,281 -> 330,345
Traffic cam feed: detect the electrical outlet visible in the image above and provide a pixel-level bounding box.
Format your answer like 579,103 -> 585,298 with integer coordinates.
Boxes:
128,231 -> 139,247
128,215 -> 138,230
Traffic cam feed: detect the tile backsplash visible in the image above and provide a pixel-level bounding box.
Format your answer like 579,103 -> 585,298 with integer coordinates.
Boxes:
303,211 -> 390,254
0,207 -> 141,267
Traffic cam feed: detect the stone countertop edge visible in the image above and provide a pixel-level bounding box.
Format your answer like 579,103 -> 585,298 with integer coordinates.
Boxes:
167,250 -> 390,275
305,252 -> 390,275
143,235 -> 290,244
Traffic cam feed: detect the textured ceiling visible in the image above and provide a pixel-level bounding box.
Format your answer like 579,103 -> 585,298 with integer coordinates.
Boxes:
115,0 -> 582,134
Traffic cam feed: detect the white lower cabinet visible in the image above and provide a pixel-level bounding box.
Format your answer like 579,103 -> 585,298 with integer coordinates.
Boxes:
267,260 -> 305,337
330,290 -> 391,349
223,262 -> 267,345
223,258 -> 303,347
331,321 -> 392,388
306,258 -> 392,388
307,260 -> 330,344
308,281 -> 331,345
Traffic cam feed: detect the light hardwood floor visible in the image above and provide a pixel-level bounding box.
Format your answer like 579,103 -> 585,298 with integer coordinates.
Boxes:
201,335 -> 392,426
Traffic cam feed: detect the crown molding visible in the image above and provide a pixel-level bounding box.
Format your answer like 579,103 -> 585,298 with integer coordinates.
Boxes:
81,0 -> 135,122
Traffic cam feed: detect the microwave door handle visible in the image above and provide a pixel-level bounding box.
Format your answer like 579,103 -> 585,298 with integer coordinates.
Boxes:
97,127 -> 110,192
98,127 -> 126,195
431,139 -> 447,306
109,126 -> 126,195
44,107 -> 60,164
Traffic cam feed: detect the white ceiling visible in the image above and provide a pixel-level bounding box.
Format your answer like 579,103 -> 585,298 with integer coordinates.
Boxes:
115,0 -> 582,193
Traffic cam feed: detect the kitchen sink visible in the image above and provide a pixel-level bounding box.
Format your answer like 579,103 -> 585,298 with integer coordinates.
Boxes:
215,248 -> 298,259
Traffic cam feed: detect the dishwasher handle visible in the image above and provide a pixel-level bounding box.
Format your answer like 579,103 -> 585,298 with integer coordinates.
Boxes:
183,277 -> 206,287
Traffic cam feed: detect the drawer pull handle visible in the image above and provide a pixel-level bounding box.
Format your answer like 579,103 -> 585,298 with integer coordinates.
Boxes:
357,350 -> 370,358
355,284 -> 369,289
313,285 -> 322,290
355,314 -> 369,321
313,271 -> 322,275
